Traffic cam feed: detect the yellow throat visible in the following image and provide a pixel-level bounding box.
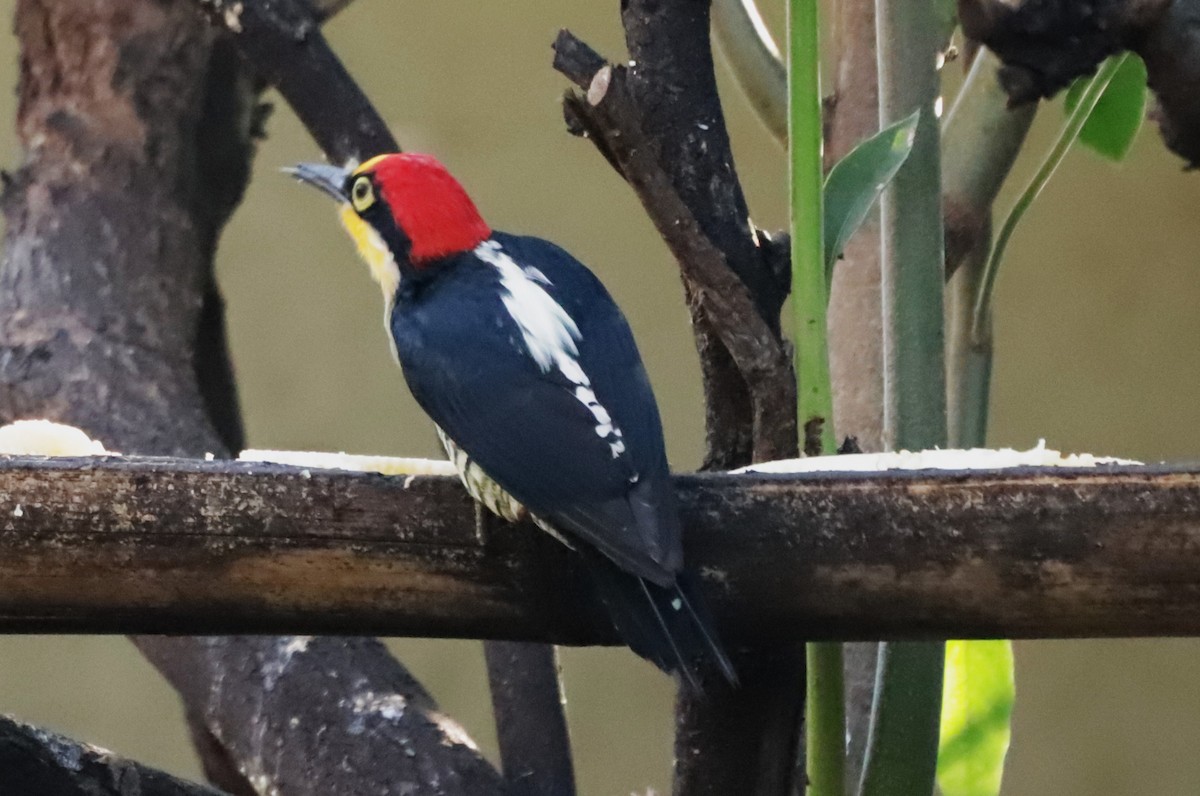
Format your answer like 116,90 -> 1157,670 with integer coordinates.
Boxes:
339,203 -> 401,303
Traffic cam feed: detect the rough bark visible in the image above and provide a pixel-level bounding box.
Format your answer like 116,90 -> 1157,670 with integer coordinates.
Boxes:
1137,1 -> 1200,166
185,715 -> 257,796
193,0 -> 395,165
553,26 -> 795,467
134,637 -> 505,796
2,0 -> 240,456
0,715 -> 227,796
672,650 -> 805,796
555,3 -> 803,791
2,457 -> 1200,638
958,0 -> 1200,167
1,1 -> 502,793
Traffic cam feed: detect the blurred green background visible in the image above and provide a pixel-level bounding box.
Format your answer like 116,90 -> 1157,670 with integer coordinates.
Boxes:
3,2 -> 1200,794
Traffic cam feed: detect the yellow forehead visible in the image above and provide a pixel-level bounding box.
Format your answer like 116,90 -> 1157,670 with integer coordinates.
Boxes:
352,154 -> 391,176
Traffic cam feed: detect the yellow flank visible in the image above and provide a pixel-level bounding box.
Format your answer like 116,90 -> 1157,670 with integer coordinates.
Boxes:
339,204 -> 400,301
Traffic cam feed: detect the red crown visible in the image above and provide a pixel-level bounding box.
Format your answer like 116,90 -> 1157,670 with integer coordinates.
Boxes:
367,153 -> 491,263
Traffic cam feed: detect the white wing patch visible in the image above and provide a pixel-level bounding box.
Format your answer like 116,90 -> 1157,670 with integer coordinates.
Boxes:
474,239 -> 627,458
475,240 -> 579,370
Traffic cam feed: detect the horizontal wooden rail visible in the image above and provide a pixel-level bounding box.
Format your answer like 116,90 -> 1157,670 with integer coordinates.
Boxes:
0,456 -> 1197,641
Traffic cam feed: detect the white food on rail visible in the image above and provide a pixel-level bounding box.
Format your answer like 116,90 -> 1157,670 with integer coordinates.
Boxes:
733,440 -> 1141,474
238,449 -> 457,476
0,420 -> 109,456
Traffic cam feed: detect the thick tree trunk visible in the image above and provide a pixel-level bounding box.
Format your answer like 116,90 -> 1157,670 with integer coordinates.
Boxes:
1,0 -> 239,455
0,2 -> 502,793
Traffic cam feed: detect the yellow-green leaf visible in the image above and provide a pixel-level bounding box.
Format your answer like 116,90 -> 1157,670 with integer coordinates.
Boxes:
936,640 -> 1015,796
1063,54 -> 1147,161
822,109 -> 919,284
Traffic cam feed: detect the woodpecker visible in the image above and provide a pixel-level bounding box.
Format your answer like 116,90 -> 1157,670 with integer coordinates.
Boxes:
288,152 -> 736,688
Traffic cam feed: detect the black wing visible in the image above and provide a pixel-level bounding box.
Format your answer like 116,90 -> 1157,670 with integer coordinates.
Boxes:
391,236 -> 683,584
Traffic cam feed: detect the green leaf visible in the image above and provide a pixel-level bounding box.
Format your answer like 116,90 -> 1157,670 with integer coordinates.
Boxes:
1063,54 -> 1147,161
936,640 -> 1015,796
822,110 -> 918,284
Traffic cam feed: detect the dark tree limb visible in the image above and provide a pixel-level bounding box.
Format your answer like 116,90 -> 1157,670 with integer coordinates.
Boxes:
553,31 -> 796,465
485,642 -> 576,796
3,3 -> 261,787
185,714 -> 258,796
618,2 -> 785,327
134,636 -> 506,796
554,28 -> 791,469
957,0 -> 1200,167
196,0 -> 398,163
2,0 -> 238,457
554,4 -> 802,792
197,2 -> 573,791
673,650 -> 805,796
1137,1 -> 1200,167
0,714 -> 227,796
957,0 -> 1135,101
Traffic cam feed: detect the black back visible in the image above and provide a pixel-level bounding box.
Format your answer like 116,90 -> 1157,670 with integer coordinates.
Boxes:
390,232 -> 683,584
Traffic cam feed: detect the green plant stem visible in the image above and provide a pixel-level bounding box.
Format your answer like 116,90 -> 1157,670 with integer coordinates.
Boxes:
808,642 -> 847,796
859,643 -> 946,796
713,0 -> 787,144
943,49 -> 1037,445
946,233 -> 994,448
941,51 -> 1037,204
789,0 -> 836,457
875,0 -> 946,451
789,1 -> 841,793
861,1 -> 946,795
941,49 -> 1038,278
971,54 -> 1126,346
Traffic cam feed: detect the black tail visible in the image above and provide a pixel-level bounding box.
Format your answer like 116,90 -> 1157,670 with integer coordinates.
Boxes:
583,550 -> 738,690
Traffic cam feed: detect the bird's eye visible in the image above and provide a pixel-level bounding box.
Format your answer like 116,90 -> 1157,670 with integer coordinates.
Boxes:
351,176 -> 375,212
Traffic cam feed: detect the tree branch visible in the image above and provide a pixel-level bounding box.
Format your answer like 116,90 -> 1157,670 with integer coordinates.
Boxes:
672,650 -> 804,796
555,7 -> 802,791
484,642 -> 575,796
132,636 -> 505,796
553,32 -> 796,465
0,714 -> 227,796
196,0 -> 397,163
957,0 -> 1200,167
0,456 -> 1196,639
